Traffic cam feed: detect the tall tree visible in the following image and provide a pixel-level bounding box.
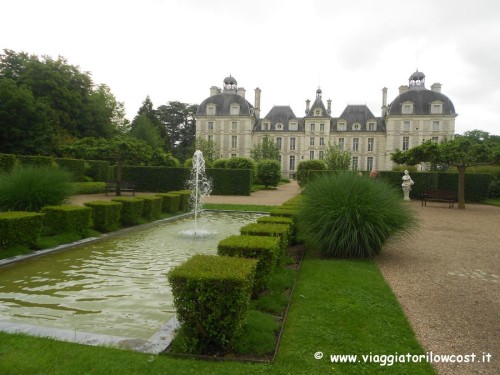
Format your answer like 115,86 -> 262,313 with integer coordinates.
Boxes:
130,113 -> 163,149
131,96 -> 166,148
194,138 -> 218,164
157,101 -> 198,160
391,130 -> 500,209
250,134 -> 280,161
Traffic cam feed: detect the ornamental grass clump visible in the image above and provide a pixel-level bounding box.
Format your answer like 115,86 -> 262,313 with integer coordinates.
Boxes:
299,172 -> 417,258
0,165 -> 74,212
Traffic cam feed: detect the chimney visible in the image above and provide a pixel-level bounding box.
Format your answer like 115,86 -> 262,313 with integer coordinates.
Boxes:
381,87 -> 388,117
210,86 -> 221,96
254,87 -> 261,118
327,99 -> 332,115
399,85 -> 409,94
237,87 -> 246,98
305,99 -> 310,114
431,83 -> 442,93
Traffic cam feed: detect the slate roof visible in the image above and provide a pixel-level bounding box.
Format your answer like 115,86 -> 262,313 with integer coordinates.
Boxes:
331,105 -> 385,132
196,93 -> 255,116
254,105 -> 304,132
305,95 -> 331,118
387,89 -> 456,116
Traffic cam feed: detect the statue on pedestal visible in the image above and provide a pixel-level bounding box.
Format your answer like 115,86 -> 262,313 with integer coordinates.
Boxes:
401,170 -> 414,200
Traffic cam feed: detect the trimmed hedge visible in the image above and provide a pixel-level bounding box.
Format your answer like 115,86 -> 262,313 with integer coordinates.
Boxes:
169,190 -> 191,212
41,205 -> 92,235
83,201 -> 122,232
120,166 -> 190,192
86,160 -> 110,182
257,216 -> 295,243
155,193 -> 181,213
207,168 -> 252,196
72,182 -> 105,195
0,153 -> 17,172
218,235 -> 280,295
137,196 -> 163,220
16,155 -> 55,167
111,197 -> 145,226
0,211 -> 44,249
55,158 -> 85,182
168,254 -> 257,354
240,223 -> 291,260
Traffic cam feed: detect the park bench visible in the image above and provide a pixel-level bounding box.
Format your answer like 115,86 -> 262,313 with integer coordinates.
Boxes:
421,189 -> 457,208
105,181 -> 135,196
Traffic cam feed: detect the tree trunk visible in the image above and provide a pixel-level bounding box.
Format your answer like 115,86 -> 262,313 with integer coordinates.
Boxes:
457,165 -> 466,209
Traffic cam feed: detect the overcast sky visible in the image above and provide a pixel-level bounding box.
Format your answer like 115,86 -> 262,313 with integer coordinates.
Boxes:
2,0 -> 499,135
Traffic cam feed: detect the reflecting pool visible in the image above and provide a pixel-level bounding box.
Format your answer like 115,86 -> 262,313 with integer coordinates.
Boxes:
0,211 -> 263,340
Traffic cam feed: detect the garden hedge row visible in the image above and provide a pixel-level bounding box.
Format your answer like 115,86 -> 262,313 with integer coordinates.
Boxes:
0,212 -> 44,249
168,254 -> 257,354
41,205 -> 92,236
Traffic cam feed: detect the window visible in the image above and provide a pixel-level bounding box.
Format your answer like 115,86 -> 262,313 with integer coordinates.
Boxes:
402,136 -> 409,151
262,122 -> 269,131
208,135 -> 213,142
289,155 -> 296,171
431,103 -> 442,114
231,135 -> 237,149
314,109 -> 321,116
207,105 -> 216,115
368,122 -> 376,131
367,138 -> 374,151
402,103 -> 413,114
403,121 -> 411,131
338,123 -> 346,131
277,123 -> 283,130
310,151 -> 314,159
352,138 -> 359,152
432,121 -> 440,131
230,105 -> 240,115
353,123 -> 360,131
310,124 -> 315,132
338,138 -> 345,150
432,136 -> 439,143
319,137 -> 325,146
351,156 -> 358,171
231,121 -> 237,131
231,153 -> 237,158
366,157 -> 374,171
289,122 -> 298,131
320,123 -> 325,131
276,137 -> 282,150
310,137 -> 315,146
208,121 -> 214,130
319,150 -> 324,159
290,137 -> 296,151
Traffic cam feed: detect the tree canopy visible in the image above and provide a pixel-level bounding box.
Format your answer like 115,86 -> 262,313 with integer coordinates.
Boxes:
323,142 -> 351,170
391,130 -> 500,208
250,134 -> 280,161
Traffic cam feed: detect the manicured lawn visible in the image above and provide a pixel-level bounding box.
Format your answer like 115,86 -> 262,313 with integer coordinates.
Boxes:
0,249 -> 436,374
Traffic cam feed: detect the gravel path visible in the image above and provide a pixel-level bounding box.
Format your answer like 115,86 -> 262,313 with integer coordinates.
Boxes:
377,201 -> 500,375
69,183 -> 499,374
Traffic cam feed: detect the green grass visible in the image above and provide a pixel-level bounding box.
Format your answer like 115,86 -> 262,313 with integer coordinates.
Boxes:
481,198 -> 500,206
0,250 -> 436,374
203,203 -> 276,212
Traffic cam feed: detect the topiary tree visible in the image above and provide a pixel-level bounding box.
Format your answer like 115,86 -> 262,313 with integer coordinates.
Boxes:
0,165 -> 75,212
299,172 -> 417,258
296,159 -> 326,188
257,160 -> 281,188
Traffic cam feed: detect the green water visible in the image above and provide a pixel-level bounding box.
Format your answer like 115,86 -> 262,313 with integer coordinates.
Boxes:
0,212 -> 263,339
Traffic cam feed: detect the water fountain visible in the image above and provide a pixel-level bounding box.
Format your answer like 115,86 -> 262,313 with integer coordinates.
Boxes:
181,150 -> 213,236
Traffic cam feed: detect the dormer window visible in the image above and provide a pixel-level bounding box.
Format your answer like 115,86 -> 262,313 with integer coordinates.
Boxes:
314,108 -> 322,116
338,122 -> 346,131
261,122 -> 270,131
207,105 -> 216,115
402,102 -> 414,114
368,122 -> 376,131
431,102 -> 443,114
276,123 -> 283,130
289,122 -> 298,131
230,104 -> 240,115
352,123 -> 360,131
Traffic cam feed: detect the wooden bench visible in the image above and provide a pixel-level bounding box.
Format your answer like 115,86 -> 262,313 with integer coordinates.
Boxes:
421,189 -> 457,208
105,181 -> 135,196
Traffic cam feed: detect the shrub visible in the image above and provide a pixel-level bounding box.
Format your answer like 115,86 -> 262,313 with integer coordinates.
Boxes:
83,201 -> 122,232
257,216 -> 295,243
489,177 -> 500,198
55,158 -> 85,182
296,159 -> 326,188
0,153 -> 18,172
168,254 -> 257,354
137,196 -> 163,220
0,165 -> 75,212
226,157 -> 257,182
256,159 -> 281,188
72,182 -> 105,194
16,155 -> 55,167
299,172 -> 417,258
41,205 -> 92,235
207,168 -> 252,196
240,223 -> 291,260
155,193 -> 181,213
169,190 -> 191,212
0,211 -> 44,249
111,197 -> 145,226
212,158 -> 229,168
85,160 -> 110,182
218,235 -> 280,295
